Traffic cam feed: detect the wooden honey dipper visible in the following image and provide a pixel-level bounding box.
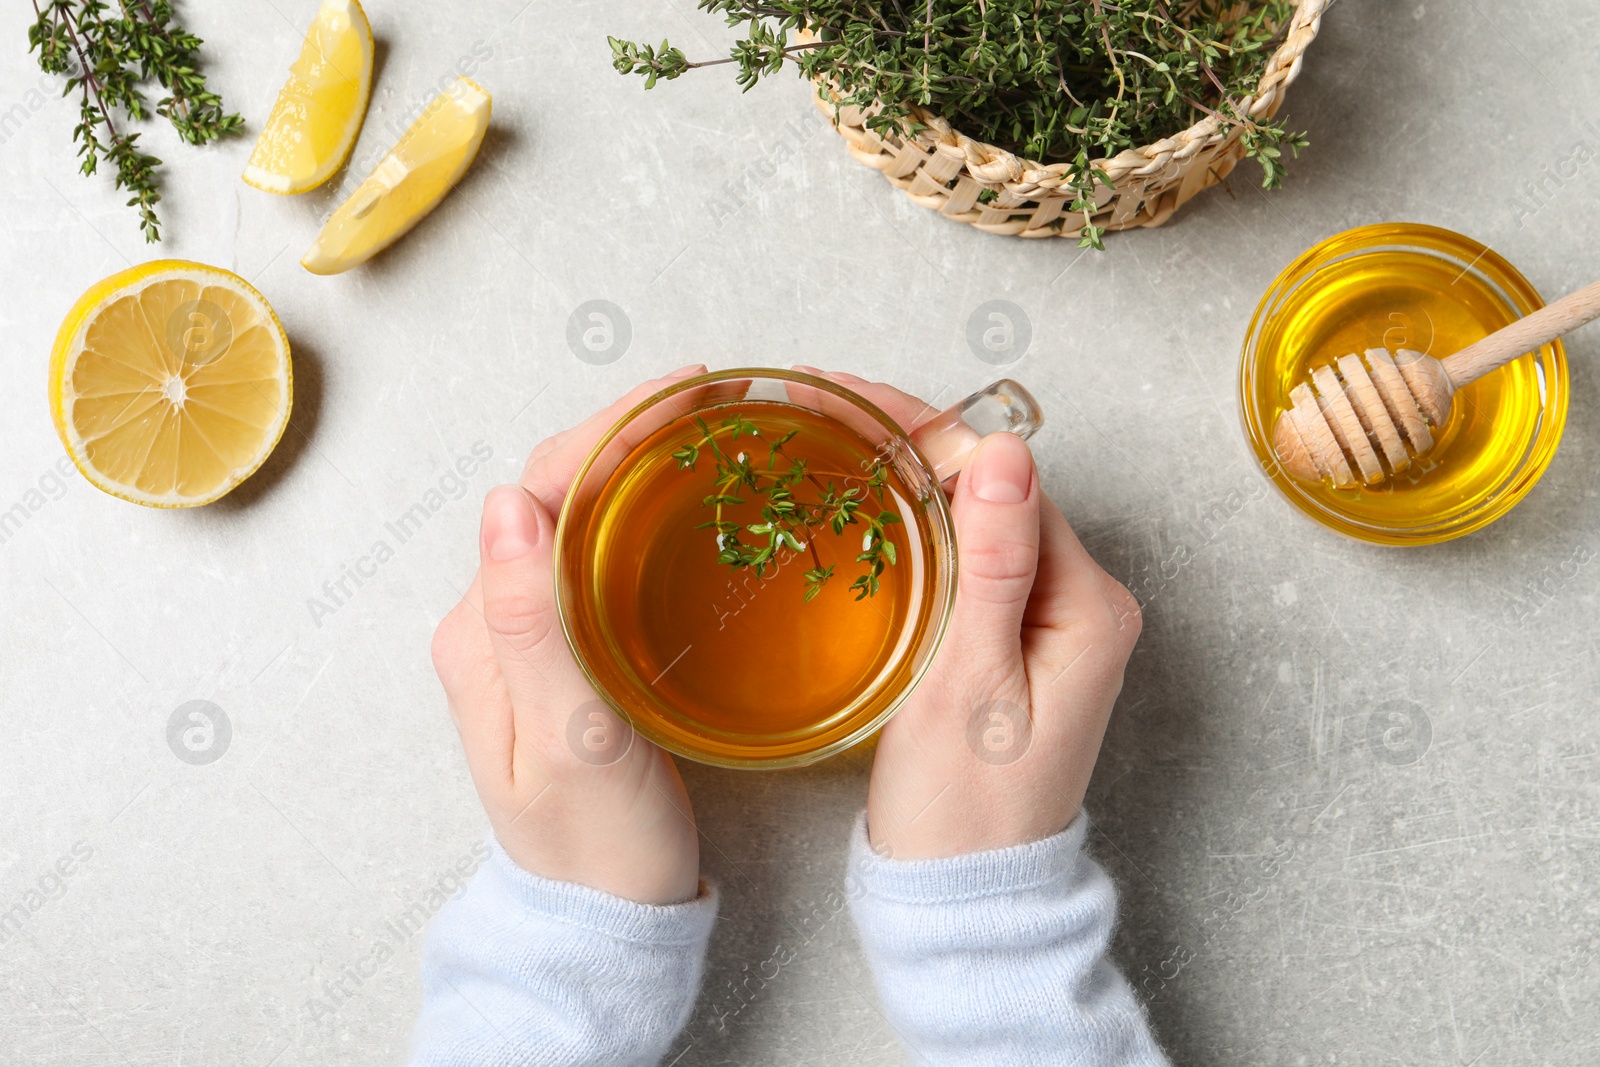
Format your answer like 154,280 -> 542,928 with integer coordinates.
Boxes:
1274,277 -> 1600,487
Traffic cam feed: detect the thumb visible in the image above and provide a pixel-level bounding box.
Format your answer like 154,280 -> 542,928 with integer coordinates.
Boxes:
948,433 -> 1041,647
478,484 -> 567,701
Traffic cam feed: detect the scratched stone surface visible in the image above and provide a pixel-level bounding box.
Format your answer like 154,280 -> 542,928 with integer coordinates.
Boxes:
3,0 -> 1598,1063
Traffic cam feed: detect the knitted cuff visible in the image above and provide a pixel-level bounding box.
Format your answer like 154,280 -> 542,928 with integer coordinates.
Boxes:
483,836 -> 719,948
846,812 -> 1090,905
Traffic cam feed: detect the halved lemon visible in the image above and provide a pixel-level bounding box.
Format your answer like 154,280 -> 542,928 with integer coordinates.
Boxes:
301,77 -> 491,275
49,261 -> 293,508
243,0 -> 373,195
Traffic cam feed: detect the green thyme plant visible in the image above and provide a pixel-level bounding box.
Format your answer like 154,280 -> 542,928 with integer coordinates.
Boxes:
673,414 -> 901,602
28,1 -> 243,242
611,0 -> 1308,247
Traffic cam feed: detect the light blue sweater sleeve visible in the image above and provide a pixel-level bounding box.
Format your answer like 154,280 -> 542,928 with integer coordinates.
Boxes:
412,815 -> 1165,1066
409,837 -> 718,1066
846,812 -> 1171,1067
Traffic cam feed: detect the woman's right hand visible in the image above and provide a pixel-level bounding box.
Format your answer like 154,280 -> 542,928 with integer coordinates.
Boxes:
800,368 -> 1144,860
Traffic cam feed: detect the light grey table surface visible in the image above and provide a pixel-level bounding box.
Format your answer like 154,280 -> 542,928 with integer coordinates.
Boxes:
4,0 -> 1598,1063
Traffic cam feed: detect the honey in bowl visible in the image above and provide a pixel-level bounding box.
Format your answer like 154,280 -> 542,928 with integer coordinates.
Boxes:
556,380 -> 953,768
1241,223 -> 1569,544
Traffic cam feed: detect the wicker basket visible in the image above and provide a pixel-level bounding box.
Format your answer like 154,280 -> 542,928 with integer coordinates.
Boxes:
808,0 -> 1329,238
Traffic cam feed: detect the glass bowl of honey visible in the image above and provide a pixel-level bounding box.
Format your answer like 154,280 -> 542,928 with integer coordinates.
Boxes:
1240,222 -> 1569,545
554,369 -> 1040,768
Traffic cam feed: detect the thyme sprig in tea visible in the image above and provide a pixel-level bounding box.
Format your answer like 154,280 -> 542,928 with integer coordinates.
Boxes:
610,0 -> 1307,248
673,414 -> 901,602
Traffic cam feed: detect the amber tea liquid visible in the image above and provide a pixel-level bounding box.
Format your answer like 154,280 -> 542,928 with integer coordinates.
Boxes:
562,401 -> 937,765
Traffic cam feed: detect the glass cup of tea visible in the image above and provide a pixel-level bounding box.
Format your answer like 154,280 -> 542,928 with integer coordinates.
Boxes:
554,369 -> 1042,769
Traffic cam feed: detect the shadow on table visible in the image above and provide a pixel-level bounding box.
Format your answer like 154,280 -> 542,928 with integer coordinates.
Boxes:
665,745 -> 901,1065
212,336 -> 327,512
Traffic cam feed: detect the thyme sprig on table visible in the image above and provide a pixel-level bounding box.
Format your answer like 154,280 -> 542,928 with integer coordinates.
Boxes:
610,1 -> 1308,248
673,414 -> 901,602
28,1 -> 243,242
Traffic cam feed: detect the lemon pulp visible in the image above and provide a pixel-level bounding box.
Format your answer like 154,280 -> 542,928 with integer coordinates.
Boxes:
302,77 -> 491,274
242,0 -> 373,195
49,261 -> 293,507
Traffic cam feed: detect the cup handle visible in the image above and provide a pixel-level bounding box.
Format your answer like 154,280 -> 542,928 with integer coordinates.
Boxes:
909,379 -> 1044,484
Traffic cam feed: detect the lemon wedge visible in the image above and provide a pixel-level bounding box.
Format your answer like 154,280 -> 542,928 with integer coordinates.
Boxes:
301,77 -> 492,275
49,261 -> 293,508
242,0 -> 373,194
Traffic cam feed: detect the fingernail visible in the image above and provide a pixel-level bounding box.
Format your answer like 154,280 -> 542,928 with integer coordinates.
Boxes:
790,364 -> 865,385
482,485 -> 539,561
967,434 -> 1033,504
668,363 -> 706,379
